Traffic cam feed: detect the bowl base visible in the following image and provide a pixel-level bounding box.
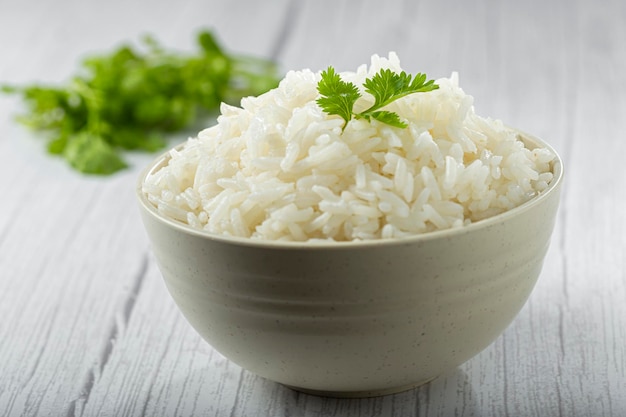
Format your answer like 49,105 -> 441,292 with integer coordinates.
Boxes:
282,376 -> 438,398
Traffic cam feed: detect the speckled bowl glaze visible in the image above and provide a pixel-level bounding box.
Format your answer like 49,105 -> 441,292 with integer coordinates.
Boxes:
136,132 -> 563,398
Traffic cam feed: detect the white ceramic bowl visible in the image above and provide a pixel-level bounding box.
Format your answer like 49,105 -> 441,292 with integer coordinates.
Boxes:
137,131 -> 563,398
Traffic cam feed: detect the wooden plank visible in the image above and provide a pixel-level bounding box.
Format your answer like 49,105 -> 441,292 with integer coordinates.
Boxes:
0,0 -> 625,415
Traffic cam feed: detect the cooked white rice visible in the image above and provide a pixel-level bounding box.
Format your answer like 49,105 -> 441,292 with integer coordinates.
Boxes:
142,53 -> 555,242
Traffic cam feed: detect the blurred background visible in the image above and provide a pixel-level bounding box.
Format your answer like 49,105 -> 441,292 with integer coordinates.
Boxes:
4,0 -> 615,154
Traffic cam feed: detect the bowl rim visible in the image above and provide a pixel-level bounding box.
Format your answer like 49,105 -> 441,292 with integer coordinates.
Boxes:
136,128 -> 564,250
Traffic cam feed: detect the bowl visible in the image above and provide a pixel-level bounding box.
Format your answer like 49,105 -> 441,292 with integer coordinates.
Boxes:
136,131 -> 563,398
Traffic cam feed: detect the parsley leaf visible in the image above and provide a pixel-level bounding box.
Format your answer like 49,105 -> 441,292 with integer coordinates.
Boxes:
316,65 -> 438,131
361,110 -> 408,129
315,67 -> 361,127
1,30 -> 281,175
63,132 -> 127,175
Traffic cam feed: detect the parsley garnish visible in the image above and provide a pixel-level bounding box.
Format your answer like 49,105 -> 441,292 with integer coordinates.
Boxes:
1,30 -> 280,175
316,66 -> 438,130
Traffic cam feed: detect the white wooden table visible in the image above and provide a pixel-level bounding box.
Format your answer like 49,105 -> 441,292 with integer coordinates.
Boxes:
1,0 -> 625,416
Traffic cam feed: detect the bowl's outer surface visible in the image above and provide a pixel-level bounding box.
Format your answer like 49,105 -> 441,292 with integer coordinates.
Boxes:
137,132 -> 563,397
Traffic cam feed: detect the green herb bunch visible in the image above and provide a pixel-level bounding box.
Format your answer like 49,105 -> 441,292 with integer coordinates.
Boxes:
316,66 -> 438,130
1,30 -> 280,174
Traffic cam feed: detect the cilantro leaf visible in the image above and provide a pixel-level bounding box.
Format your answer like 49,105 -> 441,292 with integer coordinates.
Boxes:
316,64 -> 438,131
316,66 -> 361,128
362,110 -> 408,129
361,69 -> 438,113
1,30 -> 281,175
63,132 -> 127,175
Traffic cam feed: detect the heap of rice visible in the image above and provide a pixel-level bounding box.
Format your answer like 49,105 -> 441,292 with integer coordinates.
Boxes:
142,53 -> 555,242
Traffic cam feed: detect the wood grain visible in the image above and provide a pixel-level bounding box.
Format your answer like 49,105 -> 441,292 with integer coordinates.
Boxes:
0,0 -> 624,416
